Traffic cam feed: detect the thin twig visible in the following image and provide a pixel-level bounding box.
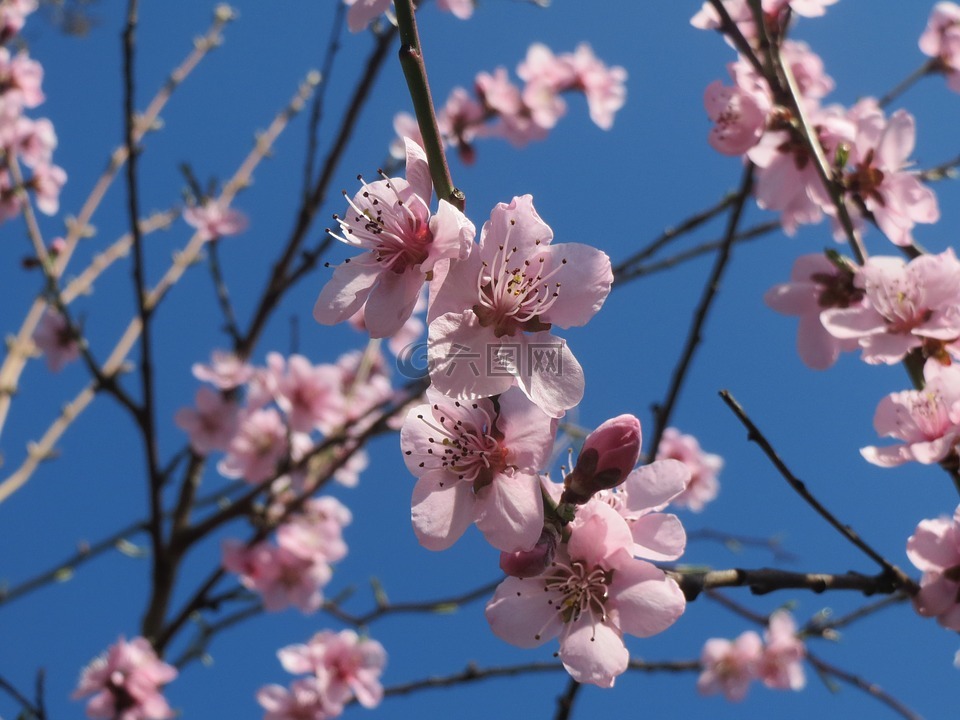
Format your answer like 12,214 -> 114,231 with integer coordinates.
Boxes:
615,220 -> 777,283
0,8 -> 230,447
382,659 -> 701,699
718,390 -> 918,594
0,74 -> 317,507
393,0 -> 461,210
612,192 -> 737,280
323,578 -> 502,627
236,28 -> 395,358
803,593 -> 908,638
0,521 -> 148,607
807,651 -> 924,720
687,527 -> 798,562
648,164 -> 754,458
0,673 -> 42,719
206,240 -> 243,345
878,58 -> 938,109
302,2 -> 344,204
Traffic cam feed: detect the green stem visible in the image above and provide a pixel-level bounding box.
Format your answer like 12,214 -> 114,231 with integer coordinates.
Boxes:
393,0 -> 464,211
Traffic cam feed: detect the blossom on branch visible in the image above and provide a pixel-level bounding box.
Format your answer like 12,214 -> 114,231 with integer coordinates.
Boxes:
427,194 -> 612,417
485,499 -> 686,687
400,386 -> 555,552
314,138 -> 475,339
72,636 -> 177,720
908,504 -> 960,631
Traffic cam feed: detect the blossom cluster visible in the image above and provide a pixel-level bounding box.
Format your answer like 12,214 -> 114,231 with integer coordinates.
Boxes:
307,64 -> 704,681
172,348 -> 394,611
907,504 -> 960,631
0,0 -> 67,222
699,4 -> 937,246
72,636 -> 178,720
697,610 -> 806,702
700,0 -> 960,680
391,41 -> 626,165
257,630 -> 387,720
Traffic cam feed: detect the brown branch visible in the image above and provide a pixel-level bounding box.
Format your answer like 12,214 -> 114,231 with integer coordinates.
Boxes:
718,390 -> 919,594
323,578 -> 502,627
648,164 -> 754,458
382,659 -> 701,700
807,651 -> 923,720
613,192 -> 737,281
0,520 -> 148,607
0,8 -> 230,447
672,567 -> 907,601
236,28 -> 395,358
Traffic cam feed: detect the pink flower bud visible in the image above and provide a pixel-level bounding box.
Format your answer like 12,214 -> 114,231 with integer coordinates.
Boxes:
499,526 -> 560,578
561,414 -> 642,505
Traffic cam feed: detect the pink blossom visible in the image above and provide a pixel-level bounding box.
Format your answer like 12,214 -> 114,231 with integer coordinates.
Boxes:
565,43 -> 627,130
596,459 -> 690,561
436,87 -> 485,164
499,525 -> 560,578
335,347 -> 394,427
32,161 -> 66,215
561,414 -> 642,504
0,48 -> 44,111
476,67 -> 550,146
343,0 -> 391,33
747,104 -> 854,235
692,0 -> 837,39
257,677 -> 341,720
757,610 -> 806,690
401,386 -> 555,552
32,306 -> 79,371
655,427 -> 724,512
72,636 -> 177,720
516,43 -> 577,93
4,115 -> 57,168
697,631 -> 763,701
276,496 -> 352,565
837,100 -> 939,247
436,0 -> 473,20
703,79 -> 768,156
821,250 -> 960,365
192,349 -> 255,390
861,360 -> 960,467
0,167 -> 23,221
907,504 -> 960,631
349,284 -> 426,356
343,0 -> 472,32
764,253 -> 865,370
266,353 -> 345,434
920,2 -> 960,92
222,540 -> 330,613
0,0 -> 37,41
183,200 -> 248,241
485,500 -> 686,687
314,138 -> 475,338
218,408 -> 289,483
427,194 -> 613,417
174,386 -> 240,455
388,111 -> 423,161
277,630 -> 387,709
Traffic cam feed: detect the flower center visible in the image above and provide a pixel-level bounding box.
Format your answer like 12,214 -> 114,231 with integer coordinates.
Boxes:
414,402 -> 508,491
472,229 -> 564,337
542,560 -> 611,626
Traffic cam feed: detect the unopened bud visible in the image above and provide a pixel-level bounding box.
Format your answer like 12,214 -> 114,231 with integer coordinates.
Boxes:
561,414 -> 641,505
499,526 -> 561,578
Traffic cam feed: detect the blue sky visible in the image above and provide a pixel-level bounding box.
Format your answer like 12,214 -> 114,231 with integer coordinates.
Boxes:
2,1 -> 960,718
